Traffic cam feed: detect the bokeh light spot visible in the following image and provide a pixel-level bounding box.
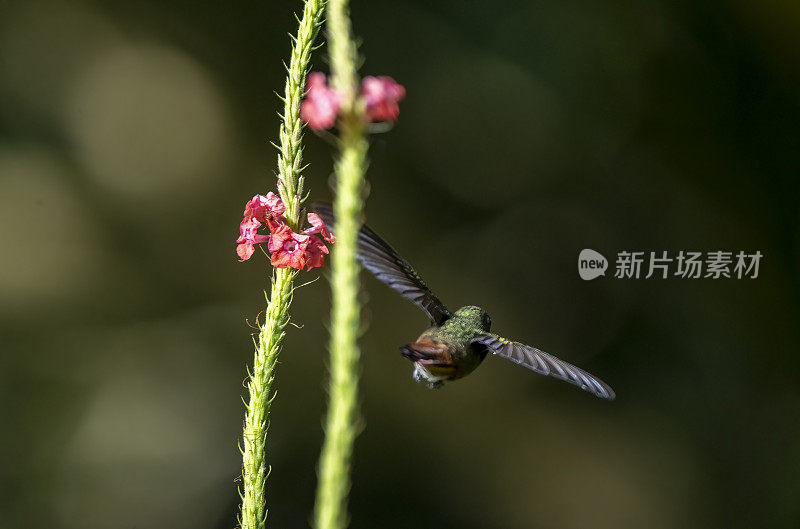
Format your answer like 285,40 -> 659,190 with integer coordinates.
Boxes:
66,43 -> 233,197
0,147 -> 104,314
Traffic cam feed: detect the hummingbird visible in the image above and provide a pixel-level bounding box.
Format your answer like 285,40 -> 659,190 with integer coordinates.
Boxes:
312,203 -> 615,400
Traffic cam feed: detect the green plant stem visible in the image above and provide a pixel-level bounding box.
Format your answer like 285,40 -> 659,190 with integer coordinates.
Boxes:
240,267 -> 296,529
276,0 -> 328,231
239,1 -> 325,528
313,0 -> 368,527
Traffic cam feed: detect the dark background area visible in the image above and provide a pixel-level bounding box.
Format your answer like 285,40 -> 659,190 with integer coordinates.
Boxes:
1,0 -> 799,528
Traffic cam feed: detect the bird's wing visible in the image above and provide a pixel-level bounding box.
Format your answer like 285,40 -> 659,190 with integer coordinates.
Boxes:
312,202 -> 452,325
471,333 -> 615,400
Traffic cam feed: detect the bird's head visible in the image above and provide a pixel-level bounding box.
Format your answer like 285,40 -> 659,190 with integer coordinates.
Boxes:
453,305 -> 492,332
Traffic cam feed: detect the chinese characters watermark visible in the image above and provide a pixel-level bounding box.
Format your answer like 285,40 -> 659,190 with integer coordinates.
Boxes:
578,249 -> 762,280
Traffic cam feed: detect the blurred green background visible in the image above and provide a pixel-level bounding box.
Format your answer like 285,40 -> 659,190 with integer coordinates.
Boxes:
2,0 -> 799,528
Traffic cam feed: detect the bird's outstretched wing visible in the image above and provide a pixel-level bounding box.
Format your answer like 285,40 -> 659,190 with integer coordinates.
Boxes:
312,202 -> 452,325
471,333 -> 615,400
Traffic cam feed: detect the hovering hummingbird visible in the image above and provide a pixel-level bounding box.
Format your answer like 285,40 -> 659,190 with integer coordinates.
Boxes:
312,203 -> 615,400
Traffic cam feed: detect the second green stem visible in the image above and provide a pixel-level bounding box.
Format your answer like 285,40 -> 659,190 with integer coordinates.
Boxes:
314,0 -> 368,526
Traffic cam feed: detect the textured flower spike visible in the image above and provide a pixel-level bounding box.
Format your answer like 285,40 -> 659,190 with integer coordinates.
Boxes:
301,72 -> 341,130
361,75 -> 405,123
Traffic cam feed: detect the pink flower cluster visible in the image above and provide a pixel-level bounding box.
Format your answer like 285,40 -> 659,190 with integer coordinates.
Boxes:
301,72 -> 406,130
236,192 -> 335,271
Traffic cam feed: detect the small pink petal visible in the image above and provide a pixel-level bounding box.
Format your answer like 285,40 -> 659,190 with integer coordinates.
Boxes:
237,216 -> 260,243
361,76 -> 405,123
244,192 -> 285,224
305,212 -> 336,243
236,192 -> 286,261
268,225 -> 312,270
267,224 -> 293,253
304,237 -> 330,270
237,242 -> 255,261
301,72 -> 341,130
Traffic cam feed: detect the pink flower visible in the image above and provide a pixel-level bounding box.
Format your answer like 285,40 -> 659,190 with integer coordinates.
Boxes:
236,193 -> 287,261
267,225 -> 311,269
300,73 -> 405,128
301,72 -> 341,130
236,217 -> 269,261
361,76 -> 405,123
267,224 -> 330,271
304,236 -> 330,270
237,195 -> 335,269
304,212 -> 335,243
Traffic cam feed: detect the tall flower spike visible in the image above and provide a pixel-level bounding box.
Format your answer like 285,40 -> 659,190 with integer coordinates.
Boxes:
301,72 -> 341,130
238,1 -> 327,528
